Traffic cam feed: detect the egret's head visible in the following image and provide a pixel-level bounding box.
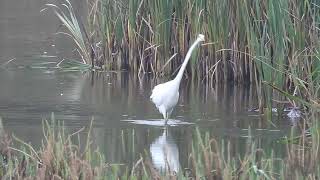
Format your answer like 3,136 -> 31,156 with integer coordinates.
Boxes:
198,34 -> 205,42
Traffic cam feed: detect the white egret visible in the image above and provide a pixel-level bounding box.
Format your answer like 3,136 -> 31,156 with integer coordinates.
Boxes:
150,34 -> 205,124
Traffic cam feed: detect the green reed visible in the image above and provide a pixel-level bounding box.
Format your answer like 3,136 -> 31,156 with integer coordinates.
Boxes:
42,0 -> 92,65
45,0 -> 320,77
0,115 -> 318,179
43,0 -> 320,111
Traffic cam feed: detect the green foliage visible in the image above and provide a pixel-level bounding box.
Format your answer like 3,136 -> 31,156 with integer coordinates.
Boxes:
42,0 -> 320,111
0,118 -> 318,179
42,0 -> 92,65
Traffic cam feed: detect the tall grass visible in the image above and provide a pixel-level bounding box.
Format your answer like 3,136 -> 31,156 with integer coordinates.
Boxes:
46,2 -> 319,74
42,1 -> 92,65
0,116 -> 318,179
44,0 -> 320,111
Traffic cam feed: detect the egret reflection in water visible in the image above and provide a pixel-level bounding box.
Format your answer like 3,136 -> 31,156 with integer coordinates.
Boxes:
150,127 -> 180,173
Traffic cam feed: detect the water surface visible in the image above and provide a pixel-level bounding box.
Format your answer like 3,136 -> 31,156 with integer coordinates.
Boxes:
0,70 -> 293,166
0,0 -> 295,172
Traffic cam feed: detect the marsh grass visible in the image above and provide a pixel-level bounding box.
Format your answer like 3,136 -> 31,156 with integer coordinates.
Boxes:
0,115 -> 318,179
43,0 -> 320,112
45,0 -> 320,77
42,0 -> 93,66
0,117 -> 108,179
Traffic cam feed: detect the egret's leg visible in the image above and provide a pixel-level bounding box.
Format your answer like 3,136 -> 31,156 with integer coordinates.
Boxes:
164,112 -> 168,126
162,112 -> 166,120
168,109 -> 173,119
164,124 -> 168,136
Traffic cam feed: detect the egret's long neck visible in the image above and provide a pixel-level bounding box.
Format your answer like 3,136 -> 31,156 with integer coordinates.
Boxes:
173,38 -> 201,84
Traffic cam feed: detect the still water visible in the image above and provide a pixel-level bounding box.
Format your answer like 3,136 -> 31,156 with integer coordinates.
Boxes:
0,70 -> 293,168
0,0 -> 294,172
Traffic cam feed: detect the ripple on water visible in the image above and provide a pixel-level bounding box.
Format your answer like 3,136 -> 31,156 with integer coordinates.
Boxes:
121,119 -> 194,127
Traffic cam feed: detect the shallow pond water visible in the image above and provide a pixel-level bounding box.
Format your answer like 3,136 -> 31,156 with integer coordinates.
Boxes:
0,0 -> 297,172
0,69 -> 294,168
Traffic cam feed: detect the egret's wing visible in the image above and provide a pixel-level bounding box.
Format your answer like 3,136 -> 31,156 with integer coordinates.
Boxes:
150,83 -> 166,107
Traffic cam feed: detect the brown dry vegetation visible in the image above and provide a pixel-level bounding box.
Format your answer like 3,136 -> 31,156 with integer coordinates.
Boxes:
0,118 -> 318,179
44,0 -> 320,112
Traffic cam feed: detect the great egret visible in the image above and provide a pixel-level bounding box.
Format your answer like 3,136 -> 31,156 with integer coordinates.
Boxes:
150,34 -> 205,124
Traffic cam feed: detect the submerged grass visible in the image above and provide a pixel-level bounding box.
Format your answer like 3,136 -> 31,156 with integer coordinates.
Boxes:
0,115 -> 319,179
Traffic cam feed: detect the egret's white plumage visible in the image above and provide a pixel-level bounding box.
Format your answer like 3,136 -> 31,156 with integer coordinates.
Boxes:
150,34 -> 205,123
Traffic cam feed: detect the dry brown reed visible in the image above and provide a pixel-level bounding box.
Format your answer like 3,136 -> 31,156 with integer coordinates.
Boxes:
0,119 -> 319,179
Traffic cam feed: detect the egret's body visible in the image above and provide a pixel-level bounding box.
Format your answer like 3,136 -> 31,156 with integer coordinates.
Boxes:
150,80 -> 179,119
150,34 -> 205,123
